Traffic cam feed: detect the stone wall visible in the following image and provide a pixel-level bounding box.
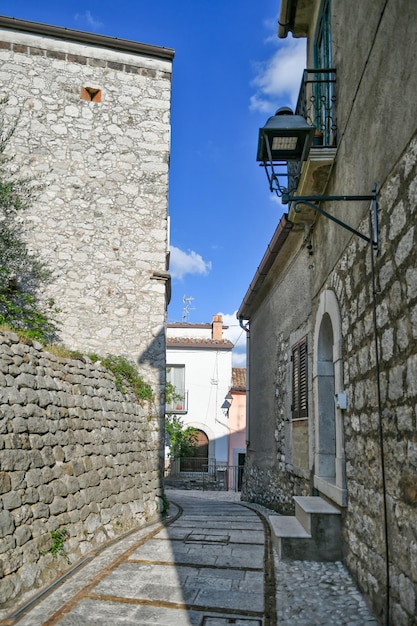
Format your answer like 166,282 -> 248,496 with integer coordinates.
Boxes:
241,232 -> 313,514
330,132 -> 417,625
0,21 -> 173,399
0,330 -> 163,612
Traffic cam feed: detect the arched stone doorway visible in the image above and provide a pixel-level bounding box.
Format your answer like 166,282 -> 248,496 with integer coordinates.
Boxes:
313,290 -> 347,506
316,313 -> 336,479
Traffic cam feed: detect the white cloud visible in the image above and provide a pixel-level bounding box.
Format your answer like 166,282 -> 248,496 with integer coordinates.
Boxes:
232,351 -> 247,367
219,311 -> 248,368
74,11 -> 103,31
170,245 -> 212,280
250,38 -> 306,113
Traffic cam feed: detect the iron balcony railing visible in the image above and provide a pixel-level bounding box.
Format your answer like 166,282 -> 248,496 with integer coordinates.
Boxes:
295,68 -> 337,148
286,68 -> 336,193
165,389 -> 188,414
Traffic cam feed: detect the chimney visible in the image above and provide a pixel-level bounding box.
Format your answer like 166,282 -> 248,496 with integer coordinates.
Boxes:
212,314 -> 223,340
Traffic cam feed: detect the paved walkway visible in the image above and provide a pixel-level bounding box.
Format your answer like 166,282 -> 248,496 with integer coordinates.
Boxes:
1,489 -> 378,625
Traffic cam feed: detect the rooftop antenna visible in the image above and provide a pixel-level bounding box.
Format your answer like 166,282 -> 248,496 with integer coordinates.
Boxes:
182,295 -> 195,322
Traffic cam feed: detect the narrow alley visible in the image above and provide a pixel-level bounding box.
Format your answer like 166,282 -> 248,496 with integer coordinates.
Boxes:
1,490 -> 378,626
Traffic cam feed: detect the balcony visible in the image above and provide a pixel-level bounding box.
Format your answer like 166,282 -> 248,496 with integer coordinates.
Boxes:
295,68 -> 336,145
166,389 -> 188,414
289,68 -> 337,224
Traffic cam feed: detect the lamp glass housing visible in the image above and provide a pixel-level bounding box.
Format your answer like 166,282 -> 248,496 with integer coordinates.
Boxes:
257,109 -> 315,162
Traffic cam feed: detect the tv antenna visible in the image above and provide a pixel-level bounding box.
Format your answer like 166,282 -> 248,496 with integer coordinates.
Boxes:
182,295 -> 195,322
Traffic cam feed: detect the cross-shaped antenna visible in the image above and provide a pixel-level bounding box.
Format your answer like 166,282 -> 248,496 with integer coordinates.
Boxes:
182,295 -> 195,322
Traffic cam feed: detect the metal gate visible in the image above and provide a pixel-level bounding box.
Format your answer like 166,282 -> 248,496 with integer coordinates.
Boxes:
164,457 -> 245,492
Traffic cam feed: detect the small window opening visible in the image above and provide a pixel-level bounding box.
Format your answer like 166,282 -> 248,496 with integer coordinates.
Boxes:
81,87 -> 102,102
292,337 -> 308,419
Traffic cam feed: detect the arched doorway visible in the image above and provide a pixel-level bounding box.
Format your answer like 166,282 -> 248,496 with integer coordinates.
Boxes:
316,313 -> 336,479
313,290 -> 347,506
180,429 -> 209,472
194,429 -> 209,471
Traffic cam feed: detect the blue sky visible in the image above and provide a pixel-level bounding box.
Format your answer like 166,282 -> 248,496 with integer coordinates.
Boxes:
1,1 -> 305,365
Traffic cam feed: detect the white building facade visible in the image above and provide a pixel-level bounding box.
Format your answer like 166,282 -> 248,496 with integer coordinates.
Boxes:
166,315 -> 233,468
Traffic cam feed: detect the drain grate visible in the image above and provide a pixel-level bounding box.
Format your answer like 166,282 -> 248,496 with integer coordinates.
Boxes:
202,618 -> 262,625
185,533 -> 230,545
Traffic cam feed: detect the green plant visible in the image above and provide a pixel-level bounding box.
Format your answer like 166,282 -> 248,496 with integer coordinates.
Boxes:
0,99 -> 58,343
160,492 -> 169,517
35,346 -> 154,406
165,415 -> 198,460
101,355 -> 154,403
165,380 -> 183,406
44,528 -> 70,563
45,343 -> 85,360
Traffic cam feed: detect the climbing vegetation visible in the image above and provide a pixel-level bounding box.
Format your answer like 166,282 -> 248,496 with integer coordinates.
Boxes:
0,99 -> 58,342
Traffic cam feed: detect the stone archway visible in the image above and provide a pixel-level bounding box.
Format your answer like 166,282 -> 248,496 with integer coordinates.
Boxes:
313,290 -> 347,506
316,312 -> 336,479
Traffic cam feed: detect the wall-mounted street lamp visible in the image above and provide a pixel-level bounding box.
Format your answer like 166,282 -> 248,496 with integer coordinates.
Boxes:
257,106 -> 316,163
221,392 -> 233,417
257,107 -> 379,253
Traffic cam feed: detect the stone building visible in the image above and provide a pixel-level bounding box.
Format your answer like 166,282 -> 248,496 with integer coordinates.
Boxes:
0,16 -> 174,410
238,1 -> 417,623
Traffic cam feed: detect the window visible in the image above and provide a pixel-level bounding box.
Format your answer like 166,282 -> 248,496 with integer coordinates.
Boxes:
314,0 -> 332,70
313,0 -> 334,144
292,338 -> 308,419
80,87 -> 102,102
166,365 -> 187,413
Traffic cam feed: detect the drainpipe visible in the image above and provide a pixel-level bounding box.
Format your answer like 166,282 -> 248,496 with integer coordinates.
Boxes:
239,318 -> 250,333
369,211 -> 390,626
278,0 -> 297,38
239,318 -> 250,450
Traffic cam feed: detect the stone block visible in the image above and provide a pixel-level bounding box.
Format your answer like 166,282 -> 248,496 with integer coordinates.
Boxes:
0,510 -> 15,537
23,488 -> 39,505
15,525 -> 32,546
0,472 -> 11,494
1,450 -> 31,472
31,502 -> 50,519
50,497 -> 67,515
2,491 -> 22,510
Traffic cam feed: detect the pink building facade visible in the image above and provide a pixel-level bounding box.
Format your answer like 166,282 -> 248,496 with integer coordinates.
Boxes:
227,368 -> 247,490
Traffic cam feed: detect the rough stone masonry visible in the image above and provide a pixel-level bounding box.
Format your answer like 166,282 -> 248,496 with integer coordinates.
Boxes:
0,330 -> 164,611
0,18 -> 174,403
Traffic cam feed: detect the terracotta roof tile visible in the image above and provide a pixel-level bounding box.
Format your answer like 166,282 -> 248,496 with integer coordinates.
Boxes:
232,367 -> 246,391
166,337 -> 234,350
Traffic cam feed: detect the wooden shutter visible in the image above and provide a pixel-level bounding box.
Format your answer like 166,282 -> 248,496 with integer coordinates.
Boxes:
292,338 -> 308,419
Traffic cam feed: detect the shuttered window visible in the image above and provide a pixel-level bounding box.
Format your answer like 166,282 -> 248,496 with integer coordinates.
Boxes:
292,338 -> 308,419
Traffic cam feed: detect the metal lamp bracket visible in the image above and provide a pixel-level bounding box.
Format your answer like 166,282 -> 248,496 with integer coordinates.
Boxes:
282,184 -> 379,254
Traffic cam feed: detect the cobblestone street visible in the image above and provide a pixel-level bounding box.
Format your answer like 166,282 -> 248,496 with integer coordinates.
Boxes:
0,489 -> 379,626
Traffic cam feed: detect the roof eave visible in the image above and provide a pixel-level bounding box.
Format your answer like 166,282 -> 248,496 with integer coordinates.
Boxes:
166,341 -> 234,351
0,15 -> 175,60
237,213 -> 294,320
278,0 -> 312,39
278,0 -> 294,38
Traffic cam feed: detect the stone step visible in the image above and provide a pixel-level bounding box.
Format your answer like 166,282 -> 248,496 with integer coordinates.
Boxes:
294,495 -> 341,534
269,496 -> 343,562
268,515 -> 313,560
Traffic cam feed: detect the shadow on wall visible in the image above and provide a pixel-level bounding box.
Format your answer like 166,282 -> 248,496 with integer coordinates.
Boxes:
137,325 -> 167,503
